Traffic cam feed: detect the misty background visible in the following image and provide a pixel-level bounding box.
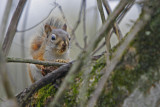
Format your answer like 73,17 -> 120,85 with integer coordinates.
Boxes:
0,0 -> 141,99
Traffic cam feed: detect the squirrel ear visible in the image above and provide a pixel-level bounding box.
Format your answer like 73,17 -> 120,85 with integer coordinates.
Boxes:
45,25 -> 52,37
62,24 -> 67,31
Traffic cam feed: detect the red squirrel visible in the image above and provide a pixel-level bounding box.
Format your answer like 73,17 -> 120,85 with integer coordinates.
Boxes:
28,19 -> 70,83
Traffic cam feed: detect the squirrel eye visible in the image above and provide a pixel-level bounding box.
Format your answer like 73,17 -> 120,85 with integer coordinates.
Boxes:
51,34 -> 56,41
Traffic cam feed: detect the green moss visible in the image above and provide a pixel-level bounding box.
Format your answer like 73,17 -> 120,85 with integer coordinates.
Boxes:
29,84 -> 56,107
97,5 -> 160,107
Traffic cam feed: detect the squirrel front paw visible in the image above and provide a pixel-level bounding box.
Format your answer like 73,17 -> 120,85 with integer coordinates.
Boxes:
55,59 -> 69,63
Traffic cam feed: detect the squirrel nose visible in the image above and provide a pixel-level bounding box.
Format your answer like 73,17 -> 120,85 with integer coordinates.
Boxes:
62,42 -> 66,47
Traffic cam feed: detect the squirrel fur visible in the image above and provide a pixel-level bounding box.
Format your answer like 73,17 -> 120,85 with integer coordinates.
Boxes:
28,18 -> 70,83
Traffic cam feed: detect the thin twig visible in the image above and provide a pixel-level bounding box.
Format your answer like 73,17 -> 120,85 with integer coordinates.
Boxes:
87,6 -> 151,107
116,0 -> 135,23
102,0 -> 123,41
97,0 -> 105,23
94,0 -> 106,56
92,41 -> 105,55
49,0 -> 132,106
83,0 -> 87,49
0,0 -> 12,45
6,57 -> 65,66
16,2 -> 58,32
2,0 -> 27,56
97,0 -> 111,65
71,0 -> 85,50
57,3 -> 73,31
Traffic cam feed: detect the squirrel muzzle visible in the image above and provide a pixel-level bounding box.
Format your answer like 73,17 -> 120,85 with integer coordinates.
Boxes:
57,40 -> 69,54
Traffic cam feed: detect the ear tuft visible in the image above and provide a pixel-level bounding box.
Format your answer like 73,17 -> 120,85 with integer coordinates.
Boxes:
45,25 -> 52,37
62,24 -> 67,31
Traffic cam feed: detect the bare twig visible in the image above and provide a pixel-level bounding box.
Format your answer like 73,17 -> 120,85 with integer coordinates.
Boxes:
92,41 -> 105,55
2,0 -> 27,56
97,0 -> 105,23
6,57 -> 64,66
17,2 -> 58,32
49,0 -> 132,106
103,0 -> 121,65
56,3 -> 73,31
0,0 -> 12,45
87,6 -> 151,107
71,0 -> 85,50
116,0 -> 135,23
102,0 -> 123,40
16,62 -> 72,106
83,0 -> 87,49
93,0 -> 134,56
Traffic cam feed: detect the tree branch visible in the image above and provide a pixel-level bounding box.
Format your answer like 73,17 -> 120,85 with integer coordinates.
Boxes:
2,0 -> 27,56
83,0 -> 87,49
16,62 -> 72,106
102,0 -> 123,40
6,57 -> 64,66
97,0 -> 105,23
0,0 -> 12,45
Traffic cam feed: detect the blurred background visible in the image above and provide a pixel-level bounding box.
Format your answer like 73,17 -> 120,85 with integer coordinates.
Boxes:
0,0 -> 141,99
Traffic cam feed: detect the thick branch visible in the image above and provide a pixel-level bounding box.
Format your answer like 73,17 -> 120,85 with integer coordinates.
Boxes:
16,62 -> 72,106
2,0 -> 27,56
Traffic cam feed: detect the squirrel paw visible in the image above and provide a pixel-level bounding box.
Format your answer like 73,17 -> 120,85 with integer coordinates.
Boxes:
55,59 -> 69,63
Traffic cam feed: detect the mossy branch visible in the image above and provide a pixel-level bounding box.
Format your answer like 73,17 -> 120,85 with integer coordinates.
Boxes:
16,62 -> 72,106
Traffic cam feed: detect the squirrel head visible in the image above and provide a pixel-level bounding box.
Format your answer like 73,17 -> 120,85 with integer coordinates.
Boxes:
44,24 -> 70,55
